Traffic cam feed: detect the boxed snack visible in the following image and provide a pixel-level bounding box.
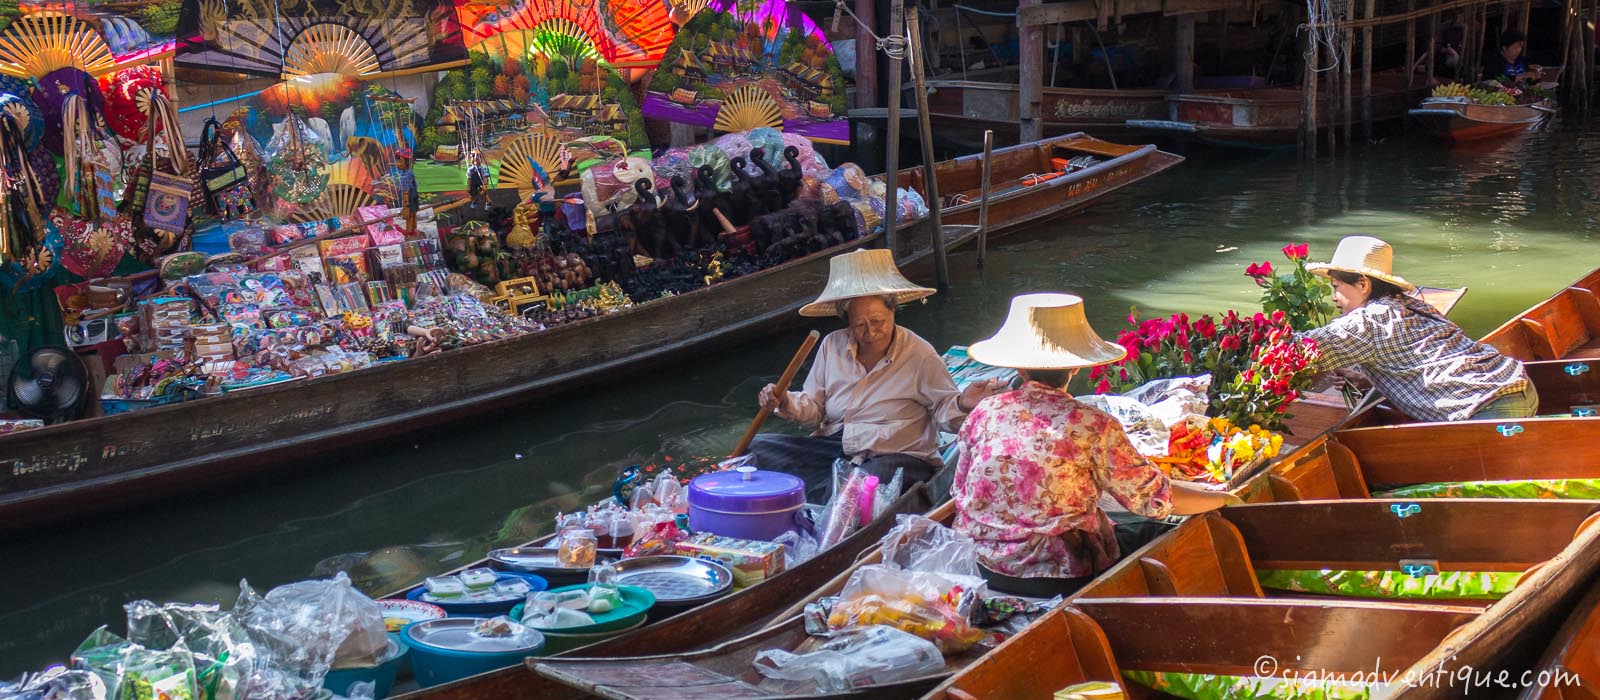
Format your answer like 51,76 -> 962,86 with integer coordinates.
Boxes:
674,532 -> 786,588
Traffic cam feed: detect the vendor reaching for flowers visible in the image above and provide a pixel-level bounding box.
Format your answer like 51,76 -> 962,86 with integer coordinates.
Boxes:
751,249 -> 1005,502
953,293 -> 1241,598
1299,236 -> 1536,421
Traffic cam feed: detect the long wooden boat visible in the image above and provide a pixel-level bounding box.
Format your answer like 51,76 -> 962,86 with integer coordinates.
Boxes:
1409,97 -> 1554,143
1517,578 -> 1600,699
1126,73 -> 1417,148
0,133 -> 1182,534
918,68 -> 1169,147
1477,266 -> 1600,416
927,499 -> 1600,700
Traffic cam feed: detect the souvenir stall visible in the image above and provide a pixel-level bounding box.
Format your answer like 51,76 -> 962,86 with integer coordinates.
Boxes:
0,0 -> 921,431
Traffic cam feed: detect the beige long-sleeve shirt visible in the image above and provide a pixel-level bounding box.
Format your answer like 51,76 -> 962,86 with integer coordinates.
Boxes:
779,326 -> 968,465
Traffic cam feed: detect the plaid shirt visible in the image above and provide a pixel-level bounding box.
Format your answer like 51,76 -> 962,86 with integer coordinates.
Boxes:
1302,296 -> 1529,422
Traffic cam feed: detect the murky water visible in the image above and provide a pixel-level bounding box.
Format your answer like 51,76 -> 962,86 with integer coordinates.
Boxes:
3,120 -> 1599,676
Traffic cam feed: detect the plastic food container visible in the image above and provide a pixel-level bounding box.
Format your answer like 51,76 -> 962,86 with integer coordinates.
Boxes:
403,618 -> 546,688
322,636 -> 409,699
406,572 -> 548,616
687,467 -> 805,541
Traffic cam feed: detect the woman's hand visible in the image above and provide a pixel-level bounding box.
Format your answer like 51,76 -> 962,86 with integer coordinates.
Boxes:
957,379 -> 1006,412
1333,367 -> 1372,392
758,383 -> 789,414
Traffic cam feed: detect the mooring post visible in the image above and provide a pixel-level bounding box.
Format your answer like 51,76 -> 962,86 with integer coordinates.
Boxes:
976,129 -> 994,267
907,8 -> 950,289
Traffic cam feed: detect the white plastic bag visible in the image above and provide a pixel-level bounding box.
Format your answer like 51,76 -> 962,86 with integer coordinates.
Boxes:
878,514 -> 980,578
752,625 -> 945,692
233,571 -> 385,698
1123,375 -> 1212,428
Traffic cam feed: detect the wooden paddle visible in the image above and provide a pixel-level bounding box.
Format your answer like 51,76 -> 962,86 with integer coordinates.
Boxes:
730,329 -> 821,457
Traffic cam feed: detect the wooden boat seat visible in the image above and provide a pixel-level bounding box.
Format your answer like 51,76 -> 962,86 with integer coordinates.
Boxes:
926,607 -> 1122,700
1330,417 -> 1600,487
1075,597 -> 1481,680
1081,500 -> 1600,604
1486,287 -> 1600,360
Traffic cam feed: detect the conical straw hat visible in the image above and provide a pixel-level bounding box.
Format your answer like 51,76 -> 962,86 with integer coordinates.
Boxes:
799,248 -> 937,317
968,293 -> 1127,370
1306,235 -> 1415,291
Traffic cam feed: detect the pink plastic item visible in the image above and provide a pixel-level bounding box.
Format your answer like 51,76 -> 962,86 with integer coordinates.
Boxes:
858,475 -> 879,526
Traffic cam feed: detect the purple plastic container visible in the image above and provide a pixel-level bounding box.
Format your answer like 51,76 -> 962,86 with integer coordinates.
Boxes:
687,467 -> 806,541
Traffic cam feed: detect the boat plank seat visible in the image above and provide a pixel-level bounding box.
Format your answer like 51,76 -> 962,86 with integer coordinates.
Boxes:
1221,499 -> 1600,572
1073,597 -> 1482,679
1238,438 -> 1371,502
1330,417 -> 1600,486
923,607 -> 1122,700
1483,268 -> 1600,361
1524,359 -> 1600,415
1519,582 -> 1600,700
1078,516 -> 1263,599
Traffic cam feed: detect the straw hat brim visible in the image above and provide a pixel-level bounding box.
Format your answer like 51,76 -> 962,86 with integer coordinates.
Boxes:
798,287 -> 936,317
966,292 -> 1128,370
1306,263 -> 1416,292
967,337 -> 1127,370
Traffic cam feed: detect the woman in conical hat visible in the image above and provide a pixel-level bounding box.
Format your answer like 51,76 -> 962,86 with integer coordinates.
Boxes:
750,248 -> 1005,502
954,293 -> 1240,597
1300,235 -> 1535,421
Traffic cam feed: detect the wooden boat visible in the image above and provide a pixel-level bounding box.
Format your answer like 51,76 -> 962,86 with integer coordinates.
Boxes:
1517,578 -> 1600,699
927,499 -> 1600,700
920,68 -> 1169,143
924,600 -> 1480,700
1479,266 -> 1600,416
1409,97 -> 1554,143
1125,73 -> 1417,148
0,133 -> 1182,534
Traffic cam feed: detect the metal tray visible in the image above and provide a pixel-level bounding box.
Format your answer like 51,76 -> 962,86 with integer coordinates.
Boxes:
611,555 -> 734,606
488,547 -> 620,575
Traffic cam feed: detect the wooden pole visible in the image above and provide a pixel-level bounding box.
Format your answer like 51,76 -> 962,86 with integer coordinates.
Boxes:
1362,0 -> 1375,141
976,129 -> 993,266
1517,0 -> 1530,33
732,330 -> 821,457
1020,0 -> 1044,141
883,0 -> 903,251
1586,0 -> 1596,117
907,9 -> 949,290
1406,0 -> 1417,92
1175,13 -> 1196,94
855,0 -> 879,108
1433,3 -> 1446,82
1342,25 -> 1353,148
1303,29 -> 1320,155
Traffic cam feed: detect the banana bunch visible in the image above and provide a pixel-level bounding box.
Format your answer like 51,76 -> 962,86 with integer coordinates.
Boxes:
1477,91 -> 1515,106
1432,83 -> 1471,97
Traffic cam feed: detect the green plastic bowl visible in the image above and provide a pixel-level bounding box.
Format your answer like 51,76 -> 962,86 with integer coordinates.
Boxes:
513,584 -> 654,635
537,616 -> 649,655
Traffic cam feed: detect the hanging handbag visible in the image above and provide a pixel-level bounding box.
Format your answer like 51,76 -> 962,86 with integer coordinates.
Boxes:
0,116 -> 61,291
142,93 -> 191,235
199,117 -> 255,219
62,95 -> 118,221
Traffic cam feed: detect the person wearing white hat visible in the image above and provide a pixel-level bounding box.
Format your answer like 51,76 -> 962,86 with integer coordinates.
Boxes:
1302,235 -> 1536,422
751,249 -> 1006,502
954,293 -> 1241,596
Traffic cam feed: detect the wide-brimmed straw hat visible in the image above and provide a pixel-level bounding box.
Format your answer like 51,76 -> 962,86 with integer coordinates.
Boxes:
968,293 -> 1127,370
799,248 -> 936,317
1306,235 -> 1416,291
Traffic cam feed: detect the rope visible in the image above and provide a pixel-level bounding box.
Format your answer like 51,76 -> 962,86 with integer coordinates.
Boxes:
1300,0 -> 1347,73
832,0 -> 907,59
951,4 -> 1017,18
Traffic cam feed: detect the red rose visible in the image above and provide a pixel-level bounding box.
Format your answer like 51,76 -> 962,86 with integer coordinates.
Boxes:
1194,317 -> 1217,340
1256,261 -> 1275,277
1281,243 -> 1309,261
1095,378 -> 1112,394
1220,335 -> 1242,351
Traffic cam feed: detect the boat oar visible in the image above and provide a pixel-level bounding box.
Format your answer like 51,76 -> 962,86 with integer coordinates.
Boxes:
730,330 -> 821,457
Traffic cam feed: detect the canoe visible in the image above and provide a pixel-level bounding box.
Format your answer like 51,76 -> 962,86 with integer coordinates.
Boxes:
928,499 -> 1600,700
1516,578 -> 1600,699
1409,97 -> 1554,143
0,133 -> 1182,534
1125,73 -> 1417,148
1480,266 -> 1600,416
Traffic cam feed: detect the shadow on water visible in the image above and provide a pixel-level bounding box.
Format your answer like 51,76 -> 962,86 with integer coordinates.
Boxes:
2,119 -> 1600,675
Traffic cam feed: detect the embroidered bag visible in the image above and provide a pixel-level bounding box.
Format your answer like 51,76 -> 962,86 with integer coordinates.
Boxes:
198,117 -> 254,219
142,93 -> 190,234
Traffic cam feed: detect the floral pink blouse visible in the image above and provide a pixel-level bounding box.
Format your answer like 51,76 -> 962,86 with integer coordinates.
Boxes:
954,381 -> 1174,578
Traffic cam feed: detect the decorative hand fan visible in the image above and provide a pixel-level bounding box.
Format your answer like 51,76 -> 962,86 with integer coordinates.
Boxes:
457,0 -> 673,73
644,0 -> 848,143
324,156 -> 377,192
0,14 -> 116,79
281,23 -> 382,79
496,131 -> 563,200
100,65 -> 166,144
291,183 -> 374,223
0,76 -> 42,151
715,84 -> 782,134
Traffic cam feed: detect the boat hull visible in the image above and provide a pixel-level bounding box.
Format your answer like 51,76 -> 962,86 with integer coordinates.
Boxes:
1126,76 -> 1418,148
1409,99 -> 1551,143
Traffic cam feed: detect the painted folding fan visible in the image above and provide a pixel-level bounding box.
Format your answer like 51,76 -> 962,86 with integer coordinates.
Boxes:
643,0 -> 848,144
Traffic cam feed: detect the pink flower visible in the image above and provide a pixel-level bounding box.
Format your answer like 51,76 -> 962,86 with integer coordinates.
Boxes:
1096,378 -> 1113,394
1220,334 -> 1242,351
1282,243 -> 1309,260
1194,317 -> 1217,340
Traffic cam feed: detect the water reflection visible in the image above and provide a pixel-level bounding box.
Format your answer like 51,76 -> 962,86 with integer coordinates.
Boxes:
2,121 -> 1599,676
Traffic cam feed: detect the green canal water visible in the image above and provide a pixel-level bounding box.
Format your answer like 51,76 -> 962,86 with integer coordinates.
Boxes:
3,121 -> 1599,675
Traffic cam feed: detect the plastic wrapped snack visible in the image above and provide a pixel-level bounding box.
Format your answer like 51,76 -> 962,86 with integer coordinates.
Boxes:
827,565 -> 987,653
459,568 -> 497,590
0,667 -> 106,700
123,600 -> 257,700
752,625 -> 945,692
72,628 -> 199,700
879,514 -> 981,578
233,571 -> 388,698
